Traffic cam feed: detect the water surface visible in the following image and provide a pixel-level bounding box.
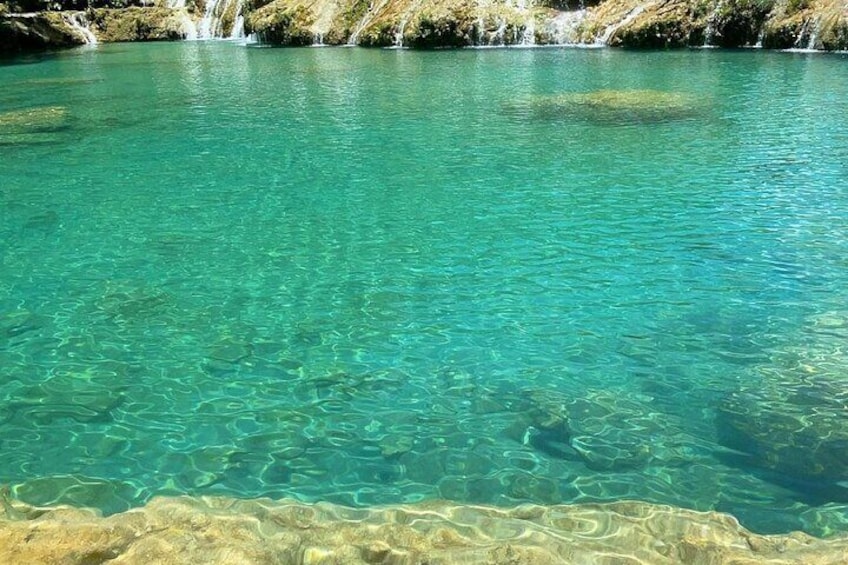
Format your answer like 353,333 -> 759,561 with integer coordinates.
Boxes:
2,44 -> 848,536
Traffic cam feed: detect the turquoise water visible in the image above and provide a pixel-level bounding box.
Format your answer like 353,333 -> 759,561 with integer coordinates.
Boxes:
2,44 -> 848,536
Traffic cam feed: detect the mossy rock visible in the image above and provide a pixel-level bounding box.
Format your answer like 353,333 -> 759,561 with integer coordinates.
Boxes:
709,0 -> 776,46
0,105 -> 68,134
404,3 -> 477,48
608,0 -> 708,47
244,2 -> 314,45
816,7 -> 848,50
761,0 -> 848,49
90,7 -> 186,41
761,11 -> 806,48
356,20 -> 396,47
1,12 -> 84,51
508,89 -> 702,124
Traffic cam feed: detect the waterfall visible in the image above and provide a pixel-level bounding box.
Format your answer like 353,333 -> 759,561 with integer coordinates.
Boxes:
596,5 -> 644,45
805,17 -> 822,50
348,0 -> 392,45
790,16 -> 822,51
63,12 -> 97,45
471,0 -> 537,46
543,10 -> 586,45
702,0 -> 723,47
197,0 -> 246,39
393,0 -> 428,49
515,0 -> 535,46
168,0 -> 199,39
229,0 -> 246,39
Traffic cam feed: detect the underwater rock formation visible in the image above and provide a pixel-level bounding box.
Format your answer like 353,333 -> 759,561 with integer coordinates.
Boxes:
717,311 -> 848,492
512,387 -> 684,472
0,106 -> 70,146
2,494 -> 848,563
504,89 -> 705,125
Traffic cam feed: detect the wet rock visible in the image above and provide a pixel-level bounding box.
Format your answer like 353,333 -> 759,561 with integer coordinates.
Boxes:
89,7 -> 187,42
709,0 -> 775,47
1,309 -> 46,339
606,0 -> 708,47
244,2 -> 315,45
96,281 -> 173,324
762,0 -> 848,50
3,495 -> 848,563
0,12 -> 84,51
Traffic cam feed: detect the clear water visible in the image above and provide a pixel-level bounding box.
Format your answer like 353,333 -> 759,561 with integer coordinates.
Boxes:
2,43 -> 848,536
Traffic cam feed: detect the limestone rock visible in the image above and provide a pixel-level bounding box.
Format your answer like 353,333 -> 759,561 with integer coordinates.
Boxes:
717,314 -> 848,488
89,7 -> 187,42
2,495 -> 848,563
0,12 -> 84,51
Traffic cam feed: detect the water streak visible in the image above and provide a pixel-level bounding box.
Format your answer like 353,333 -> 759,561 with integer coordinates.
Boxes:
596,5 -> 645,45
63,12 -> 97,45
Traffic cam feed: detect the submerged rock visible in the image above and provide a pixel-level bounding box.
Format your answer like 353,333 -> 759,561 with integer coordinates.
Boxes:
2,495 -> 848,563
516,388 -> 668,471
2,371 -> 127,426
507,89 -> 703,124
717,314 -> 848,490
718,366 -> 848,485
0,106 -> 68,134
0,106 -> 70,146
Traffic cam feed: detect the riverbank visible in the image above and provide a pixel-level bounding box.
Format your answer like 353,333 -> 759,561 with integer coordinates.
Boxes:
1,0 -> 847,52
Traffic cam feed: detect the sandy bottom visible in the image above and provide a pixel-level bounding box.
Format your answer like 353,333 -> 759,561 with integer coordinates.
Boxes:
2,495 -> 848,564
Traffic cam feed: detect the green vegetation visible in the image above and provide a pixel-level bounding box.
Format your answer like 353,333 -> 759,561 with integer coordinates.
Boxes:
244,2 -> 314,45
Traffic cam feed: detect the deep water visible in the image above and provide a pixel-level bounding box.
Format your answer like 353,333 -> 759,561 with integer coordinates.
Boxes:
2,43 -> 848,536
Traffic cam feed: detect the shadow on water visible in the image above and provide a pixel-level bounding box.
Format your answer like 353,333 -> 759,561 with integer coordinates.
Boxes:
715,447 -> 848,506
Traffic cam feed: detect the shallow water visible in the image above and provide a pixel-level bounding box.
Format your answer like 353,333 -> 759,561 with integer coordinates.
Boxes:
1,43 -> 848,536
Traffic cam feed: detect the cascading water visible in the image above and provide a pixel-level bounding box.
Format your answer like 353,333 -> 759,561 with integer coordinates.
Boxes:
472,0 -> 538,46
63,12 -> 98,44
596,4 -> 644,45
348,0 -> 393,45
515,0 -> 536,46
229,0 -> 247,39
168,0 -> 199,39
799,16 -> 823,50
542,10 -> 586,44
392,0 -> 427,48
701,0 -> 723,47
197,0 -> 246,39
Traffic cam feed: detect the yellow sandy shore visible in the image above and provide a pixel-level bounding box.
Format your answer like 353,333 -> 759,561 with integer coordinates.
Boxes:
2,495 -> 848,564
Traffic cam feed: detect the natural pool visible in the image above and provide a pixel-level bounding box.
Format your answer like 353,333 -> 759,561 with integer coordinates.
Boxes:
1,43 -> 848,538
